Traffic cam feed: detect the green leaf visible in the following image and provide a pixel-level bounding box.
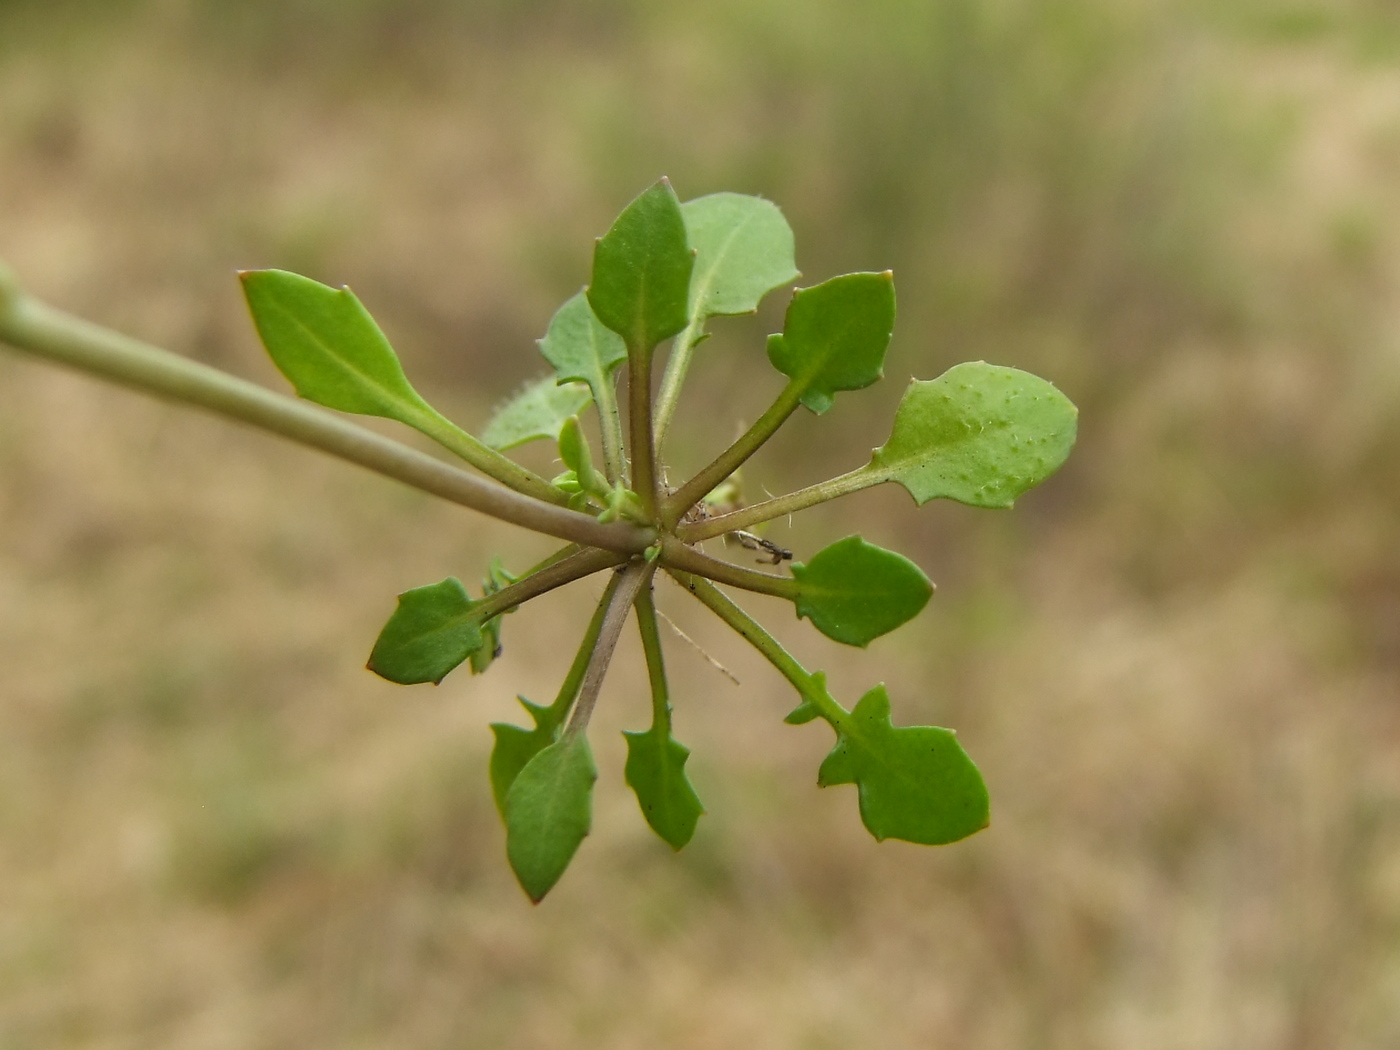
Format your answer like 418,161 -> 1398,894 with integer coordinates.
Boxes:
791,536 -> 933,647
537,291 -> 627,402
766,271 -> 896,414
505,733 -> 597,902
588,179 -> 694,353
818,686 -> 989,845
240,269 -> 435,422
622,728 -> 704,850
489,696 -> 559,816
367,577 -> 482,685
481,376 -> 592,451
868,362 -> 1078,508
470,557 -> 517,676
681,192 -> 799,319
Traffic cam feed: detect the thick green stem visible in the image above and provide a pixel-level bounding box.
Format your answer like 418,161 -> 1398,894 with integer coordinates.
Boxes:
652,316 -> 702,458
666,569 -> 847,727
662,378 -> 805,527
677,465 -> 874,543
634,586 -> 672,733
627,346 -> 658,518
476,547 -> 625,621
564,561 -> 654,736
658,537 -> 797,601
0,284 -> 656,555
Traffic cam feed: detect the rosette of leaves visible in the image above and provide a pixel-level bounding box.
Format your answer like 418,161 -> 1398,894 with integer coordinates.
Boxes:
0,180 -> 1077,903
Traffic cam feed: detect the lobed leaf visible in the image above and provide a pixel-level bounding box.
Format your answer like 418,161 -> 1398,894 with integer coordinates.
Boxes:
622,728 -> 704,850
537,291 -> 627,401
869,362 -> 1077,507
681,193 -> 799,320
791,536 -> 933,647
489,696 -> 559,816
367,577 -> 482,685
767,271 -> 895,414
470,557 -> 517,676
481,376 -> 592,451
818,686 -> 989,845
240,269 -> 435,422
588,179 -> 694,353
505,734 -> 597,902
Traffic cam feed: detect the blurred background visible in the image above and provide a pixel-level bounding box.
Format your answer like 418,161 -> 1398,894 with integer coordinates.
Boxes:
2,0 -> 1400,1046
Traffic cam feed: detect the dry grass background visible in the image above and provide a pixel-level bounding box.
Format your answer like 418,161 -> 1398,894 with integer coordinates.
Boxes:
2,1 -> 1400,1047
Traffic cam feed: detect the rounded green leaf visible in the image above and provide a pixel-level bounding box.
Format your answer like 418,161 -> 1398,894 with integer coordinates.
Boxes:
791,536 -> 932,647
240,269 -> 432,421
587,179 -> 694,353
622,727 -> 704,850
681,192 -> 799,319
818,686 -> 988,845
766,271 -> 895,414
505,734 -> 597,902
481,376 -> 592,451
537,290 -> 627,397
868,362 -> 1078,508
366,577 -> 482,685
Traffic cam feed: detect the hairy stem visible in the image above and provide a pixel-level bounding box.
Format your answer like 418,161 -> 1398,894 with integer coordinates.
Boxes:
662,378 -> 805,527
0,284 -> 656,554
476,547 -> 625,621
658,537 -> 797,600
651,316 -> 702,458
666,570 -> 847,726
595,379 -> 628,486
564,561 -> 654,735
634,585 -> 672,733
676,465 -> 873,543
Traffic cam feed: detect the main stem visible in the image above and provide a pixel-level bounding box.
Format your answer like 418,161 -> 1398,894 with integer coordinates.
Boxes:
0,281 -> 655,555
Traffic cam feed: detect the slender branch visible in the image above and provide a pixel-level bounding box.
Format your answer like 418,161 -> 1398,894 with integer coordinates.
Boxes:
666,569 -> 847,727
676,465 -> 873,543
476,547 -> 625,620
404,405 -> 564,504
564,561 -> 654,735
658,537 -> 798,600
662,377 -> 805,527
0,285 -> 656,555
627,347 -> 659,519
545,572 -> 625,724
595,379 -> 628,486
634,585 -> 672,733
652,316 -> 703,457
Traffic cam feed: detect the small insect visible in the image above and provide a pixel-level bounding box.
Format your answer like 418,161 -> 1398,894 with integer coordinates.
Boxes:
726,529 -> 792,565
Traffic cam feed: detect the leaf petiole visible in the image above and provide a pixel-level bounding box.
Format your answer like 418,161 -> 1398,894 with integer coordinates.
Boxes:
658,538 -> 798,601
676,466 -> 872,542
563,561 -> 655,736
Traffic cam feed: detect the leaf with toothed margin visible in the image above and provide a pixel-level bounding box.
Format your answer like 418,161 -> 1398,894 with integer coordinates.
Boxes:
681,192 -> 799,320
537,291 -> 628,403
791,536 -> 933,647
489,696 -> 561,816
818,685 -> 989,845
766,271 -> 896,414
481,376 -> 592,451
623,727 -> 704,849
588,178 -> 694,354
367,578 -> 482,685
505,734 -> 597,902
868,362 -> 1078,508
